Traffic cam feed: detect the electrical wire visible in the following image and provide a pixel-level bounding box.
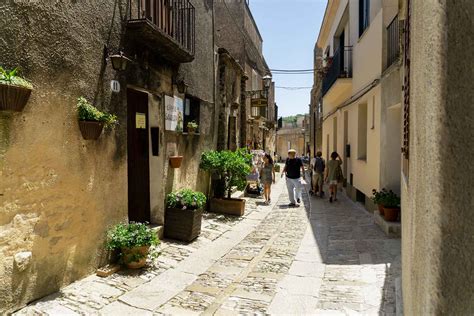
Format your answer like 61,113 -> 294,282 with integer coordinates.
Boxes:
276,86 -> 313,90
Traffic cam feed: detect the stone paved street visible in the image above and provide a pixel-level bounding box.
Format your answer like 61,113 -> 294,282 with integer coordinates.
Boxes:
15,175 -> 401,315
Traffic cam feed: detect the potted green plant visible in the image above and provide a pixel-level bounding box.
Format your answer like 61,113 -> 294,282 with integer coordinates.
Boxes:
379,190 -> 401,222
165,189 -> 206,242
0,67 -> 33,112
106,222 -> 159,269
371,188 -> 388,216
187,121 -> 198,135
200,149 -> 252,216
77,97 -> 118,140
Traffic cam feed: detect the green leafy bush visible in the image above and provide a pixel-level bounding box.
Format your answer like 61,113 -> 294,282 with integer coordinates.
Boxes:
371,188 -> 388,205
166,189 -> 206,210
106,222 -> 159,251
200,149 -> 252,199
0,67 -> 33,89
379,190 -> 400,208
77,97 -> 118,128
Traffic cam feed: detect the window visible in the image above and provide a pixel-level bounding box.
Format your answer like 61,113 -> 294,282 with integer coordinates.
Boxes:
184,96 -> 200,133
359,0 -> 370,37
358,103 -> 368,160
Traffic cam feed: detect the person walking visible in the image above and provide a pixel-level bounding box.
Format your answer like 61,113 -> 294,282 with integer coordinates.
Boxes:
259,153 -> 276,205
282,149 -> 305,207
325,151 -> 343,203
310,151 -> 325,197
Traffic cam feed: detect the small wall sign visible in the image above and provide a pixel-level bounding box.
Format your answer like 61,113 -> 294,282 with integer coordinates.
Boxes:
135,113 -> 146,129
110,80 -> 120,93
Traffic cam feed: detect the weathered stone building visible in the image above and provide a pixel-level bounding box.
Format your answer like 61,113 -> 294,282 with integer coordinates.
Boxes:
216,48 -> 245,150
214,0 -> 277,153
276,115 -> 308,161
310,47 -> 324,156
0,0 -> 216,313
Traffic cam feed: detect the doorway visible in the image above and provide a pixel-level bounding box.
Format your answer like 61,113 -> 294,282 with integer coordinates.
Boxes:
127,89 -> 151,223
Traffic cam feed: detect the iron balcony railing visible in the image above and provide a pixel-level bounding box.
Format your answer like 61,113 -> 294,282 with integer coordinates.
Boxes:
250,90 -> 268,107
129,0 -> 195,55
322,46 -> 353,96
386,15 -> 400,68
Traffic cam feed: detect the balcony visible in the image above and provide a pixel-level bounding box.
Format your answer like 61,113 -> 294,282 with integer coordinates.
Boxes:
322,46 -> 353,97
251,106 -> 267,120
127,0 -> 195,63
249,90 -> 268,107
386,15 -> 400,69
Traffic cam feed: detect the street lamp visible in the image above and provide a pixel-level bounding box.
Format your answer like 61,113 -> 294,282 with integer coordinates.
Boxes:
263,74 -> 272,89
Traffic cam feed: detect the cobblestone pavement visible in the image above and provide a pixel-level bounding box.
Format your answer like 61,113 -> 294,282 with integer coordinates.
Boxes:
15,175 -> 401,315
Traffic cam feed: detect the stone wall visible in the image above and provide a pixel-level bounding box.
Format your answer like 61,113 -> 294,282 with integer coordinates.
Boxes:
401,0 -> 474,314
0,1 -> 128,313
0,0 -> 216,313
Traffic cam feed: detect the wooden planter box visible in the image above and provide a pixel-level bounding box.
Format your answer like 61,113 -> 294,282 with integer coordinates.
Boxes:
210,198 -> 245,216
79,121 -> 104,140
164,207 -> 203,242
0,83 -> 32,112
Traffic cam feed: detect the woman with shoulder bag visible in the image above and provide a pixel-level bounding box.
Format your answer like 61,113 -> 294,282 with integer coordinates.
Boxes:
325,151 -> 343,203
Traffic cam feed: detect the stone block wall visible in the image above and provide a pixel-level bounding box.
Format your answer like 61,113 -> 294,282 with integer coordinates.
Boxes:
0,1 -> 129,313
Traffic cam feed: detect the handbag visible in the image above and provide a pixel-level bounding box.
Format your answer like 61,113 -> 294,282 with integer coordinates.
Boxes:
335,165 -> 344,182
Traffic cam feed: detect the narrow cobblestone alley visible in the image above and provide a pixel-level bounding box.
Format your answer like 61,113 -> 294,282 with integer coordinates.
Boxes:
15,175 -> 401,315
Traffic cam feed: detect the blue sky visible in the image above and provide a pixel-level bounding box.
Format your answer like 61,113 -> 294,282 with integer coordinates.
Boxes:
249,0 -> 326,117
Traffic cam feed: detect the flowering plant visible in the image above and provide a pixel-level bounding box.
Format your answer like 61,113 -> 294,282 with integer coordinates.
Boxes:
166,189 -> 206,210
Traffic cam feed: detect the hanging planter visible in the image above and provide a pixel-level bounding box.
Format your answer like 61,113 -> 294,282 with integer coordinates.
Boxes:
78,121 -> 105,140
0,67 -> 33,112
77,97 -> 117,140
169,155 -> 183,168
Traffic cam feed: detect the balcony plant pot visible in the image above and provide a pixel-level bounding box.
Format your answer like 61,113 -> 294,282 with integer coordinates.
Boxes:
383,207 -> 400,222
0,83 -> 32,112
210,198 -> 245,216
169,156 -> 183,168
377,204 -> 385,216
187,127 -> 196,135
164,207 -> 203,242
121,246 -> 150,269
78,121 -> 105,140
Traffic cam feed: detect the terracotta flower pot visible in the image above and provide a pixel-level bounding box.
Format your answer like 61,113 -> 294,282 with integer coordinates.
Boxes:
169,156 -> 183,168
377,204 -> 385,216
0,83 -> 32,112
210,198 -> 245,216
383,207 -> 400,222
121,246 -> 150,269
187,127 -> 196,135
78,121 -> 104,140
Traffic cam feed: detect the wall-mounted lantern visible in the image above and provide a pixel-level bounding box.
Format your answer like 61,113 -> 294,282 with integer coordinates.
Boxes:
174,78 -> 189,94
263,74 -> 272,89
104,46 -> 132,71
109,52 -> 132,71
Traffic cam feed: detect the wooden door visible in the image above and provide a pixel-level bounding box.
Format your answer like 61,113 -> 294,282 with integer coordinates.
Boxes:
127,89 -> 151,223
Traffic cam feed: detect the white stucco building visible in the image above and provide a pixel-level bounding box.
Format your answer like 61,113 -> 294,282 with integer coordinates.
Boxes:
316,0 -> 401,209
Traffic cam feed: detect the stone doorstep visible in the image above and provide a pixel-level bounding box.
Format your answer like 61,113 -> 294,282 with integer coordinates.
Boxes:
149,225 -> 164,239
373,210 -> 401,238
